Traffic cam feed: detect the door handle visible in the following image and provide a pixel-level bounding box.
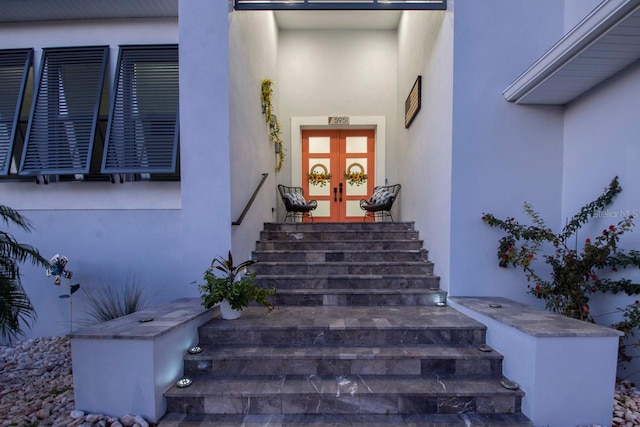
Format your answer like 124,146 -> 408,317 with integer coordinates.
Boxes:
333,187 -> 337,202
339,182 -> 343,202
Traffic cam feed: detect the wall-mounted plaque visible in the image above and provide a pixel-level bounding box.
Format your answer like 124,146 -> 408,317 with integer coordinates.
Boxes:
405,76 -> 421,128
328,116 -> 350,125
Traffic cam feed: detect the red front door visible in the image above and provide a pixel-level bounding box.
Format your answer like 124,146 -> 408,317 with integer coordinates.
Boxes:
302,129 -> 375,222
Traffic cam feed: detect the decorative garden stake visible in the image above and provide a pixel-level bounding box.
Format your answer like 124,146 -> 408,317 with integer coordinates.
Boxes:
46,254 -> 80,332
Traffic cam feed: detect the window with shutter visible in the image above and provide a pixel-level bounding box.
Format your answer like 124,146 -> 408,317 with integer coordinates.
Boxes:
102,45 -> 179,176
0,49 -> 32,176
20,46 -> 109,176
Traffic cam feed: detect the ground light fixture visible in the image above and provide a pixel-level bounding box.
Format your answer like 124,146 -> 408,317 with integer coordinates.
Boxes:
188,345 -> 202,354
176,377 -> 192,388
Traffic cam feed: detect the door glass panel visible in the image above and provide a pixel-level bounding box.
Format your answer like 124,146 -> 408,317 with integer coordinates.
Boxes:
346,200 -> 363,217
309,136 -> 331,153
346,136 -> 367,153
308,158 -> 331,196
315,200 -> 331,217
345,158 -> 368,196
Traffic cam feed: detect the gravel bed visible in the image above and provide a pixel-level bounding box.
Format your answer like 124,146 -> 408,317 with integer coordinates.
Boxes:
1,336 -> 639,426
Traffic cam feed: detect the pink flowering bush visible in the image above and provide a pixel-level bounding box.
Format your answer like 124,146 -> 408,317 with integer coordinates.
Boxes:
482,177 -> 640,364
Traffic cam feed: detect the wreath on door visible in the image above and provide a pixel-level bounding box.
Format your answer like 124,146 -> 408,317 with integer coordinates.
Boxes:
344,163 -> 367,186
308,164 -> 332,187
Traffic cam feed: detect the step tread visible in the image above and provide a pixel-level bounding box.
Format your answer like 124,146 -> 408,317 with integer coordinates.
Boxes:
186,345 -> 502,361
256,274 -> 438,279
254,249 -> 426,253
158,412 -> 533,427
255,261 -> 433,266
165,375 -> 524,397
270,289 -> 444,295
200,306 -> 486,331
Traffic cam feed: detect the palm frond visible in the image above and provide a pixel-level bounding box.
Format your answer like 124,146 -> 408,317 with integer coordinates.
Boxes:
0,204 -> 34,232
0,274 -> 36,341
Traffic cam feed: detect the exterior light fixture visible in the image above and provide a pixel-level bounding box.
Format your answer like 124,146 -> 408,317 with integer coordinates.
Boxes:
188,346 -> 202,354
176,377 -> 192,388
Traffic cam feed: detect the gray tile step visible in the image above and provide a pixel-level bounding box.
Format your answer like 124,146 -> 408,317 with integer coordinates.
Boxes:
253,249 -> 429,263
159,412 -> 533,426
255,274 -> 440,290
164,375 -> 524,416
198,306 -> 487,347
262,222 -> 416,232
252,261 -> 434,276
268,288 -> 447,306
256,239 -> 425,251
259,230 -> 421,241
184,345 -> 503,378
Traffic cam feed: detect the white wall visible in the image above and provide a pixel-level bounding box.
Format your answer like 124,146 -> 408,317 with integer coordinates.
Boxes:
229,11 -> 280,260
278,29 -> 398,188
563,61 -> 640,383
397,9 -> 453,291
179,0 -> 232,289
450,0 -> 566,301
0,18 -> 184,340
564,0 -> 603,30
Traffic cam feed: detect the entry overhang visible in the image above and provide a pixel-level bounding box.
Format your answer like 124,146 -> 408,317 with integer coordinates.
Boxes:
235,0 -> 446,11
503,0 -> 640,105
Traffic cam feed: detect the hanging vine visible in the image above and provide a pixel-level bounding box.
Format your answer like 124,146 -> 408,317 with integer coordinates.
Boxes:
261,79 -> 284,172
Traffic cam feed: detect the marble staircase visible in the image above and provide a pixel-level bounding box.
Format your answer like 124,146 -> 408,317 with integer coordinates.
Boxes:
160,222 -> 532,426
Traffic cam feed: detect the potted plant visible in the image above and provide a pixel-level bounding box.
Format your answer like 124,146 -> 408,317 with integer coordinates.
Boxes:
199,251 -> 275,319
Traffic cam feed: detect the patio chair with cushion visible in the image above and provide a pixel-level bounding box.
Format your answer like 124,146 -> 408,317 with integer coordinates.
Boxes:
278,184 -> 318,222
359,184 -> 401,222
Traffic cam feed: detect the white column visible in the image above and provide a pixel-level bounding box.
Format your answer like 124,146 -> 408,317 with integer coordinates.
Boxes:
179,0 -> 232,288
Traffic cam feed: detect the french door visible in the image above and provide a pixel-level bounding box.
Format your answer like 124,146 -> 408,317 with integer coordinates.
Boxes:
302,129 -> 375,222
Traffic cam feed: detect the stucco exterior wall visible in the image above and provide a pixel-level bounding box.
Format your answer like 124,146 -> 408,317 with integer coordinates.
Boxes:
397,9 -> 453,291
278,29 -> 398,190
563,61 -> 640,383
229,11 -> 280,259
179,0 -> 232,288
449,0 -> 566,302
0,18 -> 184,339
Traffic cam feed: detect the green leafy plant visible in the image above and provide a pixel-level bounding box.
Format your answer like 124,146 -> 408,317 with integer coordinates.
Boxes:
261,79 -> 285,172
0,205 -> 48,341
199,251 -> 275,311
80,277 -> 152,325
482,176 -> 640,363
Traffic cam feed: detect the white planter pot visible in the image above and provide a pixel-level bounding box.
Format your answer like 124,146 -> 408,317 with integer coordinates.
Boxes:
219,299 -> 242,320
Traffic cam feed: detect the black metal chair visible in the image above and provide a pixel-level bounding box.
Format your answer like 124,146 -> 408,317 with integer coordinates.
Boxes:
278,185 -> 318,222
360,184 -> 401,222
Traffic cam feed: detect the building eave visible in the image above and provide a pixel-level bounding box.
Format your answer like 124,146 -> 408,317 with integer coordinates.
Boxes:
503,0 -> 640,106
0,0 -> 178,23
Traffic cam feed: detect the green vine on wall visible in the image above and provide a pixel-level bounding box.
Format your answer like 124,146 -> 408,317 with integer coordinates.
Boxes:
261,79 -> 284,172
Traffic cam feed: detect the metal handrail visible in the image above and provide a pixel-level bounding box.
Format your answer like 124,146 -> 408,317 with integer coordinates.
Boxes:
232,172 -> 269,226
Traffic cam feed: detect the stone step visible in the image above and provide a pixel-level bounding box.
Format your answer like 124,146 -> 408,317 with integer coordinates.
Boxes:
159,412 -> 533,426
184,345 -> 502,378
262,222 -> 416,232
259,230 -> 420,242
252,249 -> 429,263
255,274 -> 440,290
268,288 -> 447,306
197,306 -> 486,347
164,375 -> 524,416
252,261 -> 434,276
255,239 -> 425,251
